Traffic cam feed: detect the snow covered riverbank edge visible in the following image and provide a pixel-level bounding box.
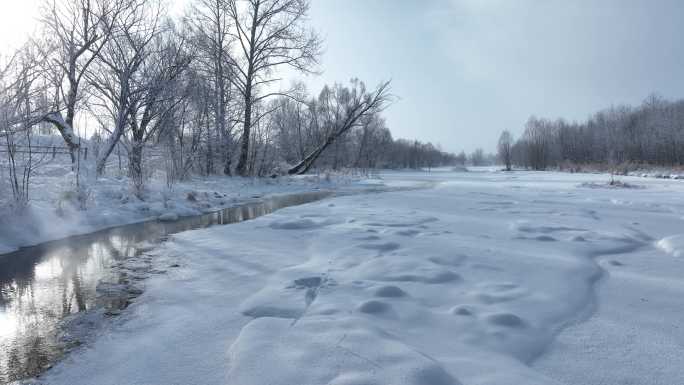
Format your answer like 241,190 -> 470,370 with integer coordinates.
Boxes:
0,173 -> 390,256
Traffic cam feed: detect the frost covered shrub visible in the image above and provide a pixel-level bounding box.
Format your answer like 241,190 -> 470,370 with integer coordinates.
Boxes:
580,179 -> 643,189
269,162 -> 291,177
76,186 -> 92,210
56,185 -> 92,212
162,189 -> 173,209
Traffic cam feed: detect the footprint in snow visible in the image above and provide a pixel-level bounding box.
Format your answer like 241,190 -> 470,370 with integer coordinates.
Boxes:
396,229 -> 421,237
428,255 -> 468,267
373,285 -> 407,298
356,235 -> 381,241
485,313 -> 527,328
451,305 -> 475,316
358,242 -> 401,253
383,271 -> 461,284
357,300 -> 394,316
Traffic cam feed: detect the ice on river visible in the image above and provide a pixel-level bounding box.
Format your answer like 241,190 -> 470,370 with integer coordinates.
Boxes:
34,169 -> 684,385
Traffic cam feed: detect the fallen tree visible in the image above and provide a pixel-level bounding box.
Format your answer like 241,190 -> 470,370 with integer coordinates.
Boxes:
287,79 -> 392,175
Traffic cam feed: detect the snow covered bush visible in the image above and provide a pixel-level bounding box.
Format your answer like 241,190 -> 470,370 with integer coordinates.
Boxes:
56,184 -> 92,213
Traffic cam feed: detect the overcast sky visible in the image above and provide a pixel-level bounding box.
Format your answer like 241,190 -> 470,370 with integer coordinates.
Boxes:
2,0 -> 684,152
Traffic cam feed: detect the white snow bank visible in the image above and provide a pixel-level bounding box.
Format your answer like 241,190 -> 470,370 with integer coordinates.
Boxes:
656,235 -> 684,257
0,169 -> 387,254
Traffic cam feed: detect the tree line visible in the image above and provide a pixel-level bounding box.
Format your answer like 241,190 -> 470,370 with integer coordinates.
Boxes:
0,0 -> 458,205
498,94 -> 684,171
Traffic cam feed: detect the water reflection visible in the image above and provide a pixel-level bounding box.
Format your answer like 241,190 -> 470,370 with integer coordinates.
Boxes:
0,191 -> 330,384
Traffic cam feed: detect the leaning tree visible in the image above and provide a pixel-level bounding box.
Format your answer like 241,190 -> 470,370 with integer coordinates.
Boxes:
287,79 -> 392,175
224,0 -> 322,176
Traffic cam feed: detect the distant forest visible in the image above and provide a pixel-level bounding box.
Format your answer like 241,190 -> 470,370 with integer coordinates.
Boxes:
498,94 -> 684,171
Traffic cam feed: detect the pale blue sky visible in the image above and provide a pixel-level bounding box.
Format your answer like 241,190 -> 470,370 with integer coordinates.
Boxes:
292,0 -> 684,152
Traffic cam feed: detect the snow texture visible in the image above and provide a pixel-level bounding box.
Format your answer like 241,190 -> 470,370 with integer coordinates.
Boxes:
27,169 -> 684,385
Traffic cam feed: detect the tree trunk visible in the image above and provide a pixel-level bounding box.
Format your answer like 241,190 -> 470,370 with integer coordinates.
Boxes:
129,140 -> 144,195
42,111 -> 79,164
96,119 -> 127,175
236,3 -> 259,177
217,59 -> 231,176
236,89 -> 252,176
206,135 -> 214,175
288,136 -> 334,175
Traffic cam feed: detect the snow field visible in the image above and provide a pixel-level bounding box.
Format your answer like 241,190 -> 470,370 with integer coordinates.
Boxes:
33,170 -> 684,385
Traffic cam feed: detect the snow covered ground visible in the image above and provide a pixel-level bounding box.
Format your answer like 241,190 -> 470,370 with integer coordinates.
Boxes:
0,163 -> 375,254
25,169 -> 684,385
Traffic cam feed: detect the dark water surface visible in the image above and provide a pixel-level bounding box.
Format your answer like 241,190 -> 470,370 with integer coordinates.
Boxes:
0,191 -> 331,384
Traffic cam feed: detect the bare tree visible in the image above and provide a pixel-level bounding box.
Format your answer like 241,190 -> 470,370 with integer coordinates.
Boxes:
187,0 -> 237,175
224,0 -> 322,176
497,130 -> 513,171
469,148 -> 486,166
287,79 -> 391,175
1,46 -> 51,207
88,0 -> 158,175
126,25 -> 193,195
39,0 -> 125,164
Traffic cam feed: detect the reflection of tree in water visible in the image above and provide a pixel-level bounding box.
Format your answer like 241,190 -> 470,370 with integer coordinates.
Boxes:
0,191 -> 331,382
71,272 -> 87,312
3,334 -> 55,382
24,335 -> 53,378
6,346 -> 23,382
0,241 -> 113,383
0,284 -> 9,309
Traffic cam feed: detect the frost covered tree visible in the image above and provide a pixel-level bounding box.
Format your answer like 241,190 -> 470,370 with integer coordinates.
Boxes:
507,94 -> 684,171
469,148 -> 486,166
0,46 -> 51,207
223,0 -> 323,176
88,3 -> 192,195
39,0 -> 127,164
126,25 -> 193,194
88,1 -> 163,176
186,0 -> 237,175
271,83 -> 312,164
287,80 -> 391,175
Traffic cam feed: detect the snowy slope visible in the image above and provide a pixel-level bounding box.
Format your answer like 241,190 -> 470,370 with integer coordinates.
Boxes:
30,170 -> 684,385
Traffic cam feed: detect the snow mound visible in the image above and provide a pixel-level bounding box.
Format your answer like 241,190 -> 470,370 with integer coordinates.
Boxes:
656,235 -> 684,257
357,299 -> 394,315
373,285 -> 407,298
227,317 -> 464,385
